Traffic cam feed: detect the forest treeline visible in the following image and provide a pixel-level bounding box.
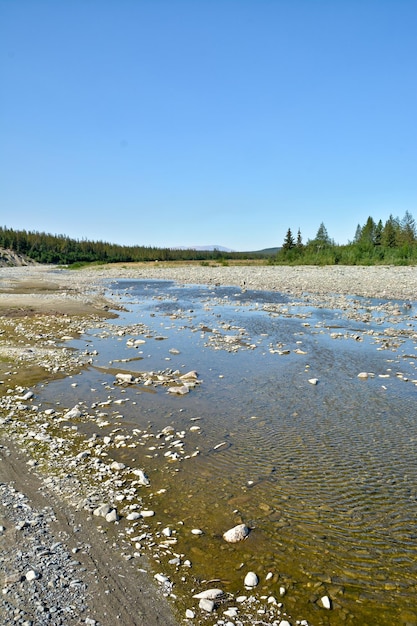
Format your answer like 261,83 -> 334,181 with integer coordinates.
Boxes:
1,211 -> 417,266
275,211 -> 417,265
0,226 -> 255,265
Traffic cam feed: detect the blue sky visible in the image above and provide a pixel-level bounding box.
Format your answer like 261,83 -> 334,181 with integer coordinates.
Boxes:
1,0 -> 416,251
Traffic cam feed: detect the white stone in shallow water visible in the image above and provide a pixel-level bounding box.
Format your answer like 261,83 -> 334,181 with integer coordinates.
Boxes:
140,510 -> 155,517
308,378 -> 319,385
185,609 -> 195,618
154,573 -> 170,584
191,528 -> 203,535
199,598 -> 215,612
224,607 -> 238,617
320,595 -> 332,609
357,372 -> 369,379
168,385 -> 189,395
25,569 -> 40,581
193,589 -> 223,600
180,370 -> 198,380
19,391 -> 34,401
244,571 -> 258,587
126,512 -> 142,521
64,405 -> 81,419
110,461 -> 126,471
132,469 -> 150,486
116,373 -> 135,383
223,523 -> 250,543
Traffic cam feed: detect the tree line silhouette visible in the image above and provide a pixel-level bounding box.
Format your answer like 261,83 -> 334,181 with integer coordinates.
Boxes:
0,226 -> 255,265
276,212 -> 417,265
1,212 -> 416,266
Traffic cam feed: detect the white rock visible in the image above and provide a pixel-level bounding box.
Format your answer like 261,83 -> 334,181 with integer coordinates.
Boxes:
132,469 -> 150,486
193,588 -> 223,600
93,503 -> 112,517
224,607 -> 238,617
75,450 -> 90,462
162,527 -> 172,537
244,571 -> 258,587
168,385 -> 189,395
357,372 -> 369,379
191,528 -> 203,535
279,621 -> 291,626
308,378 -> 319,385
185,609 -> 195,618
105,509 -> 119,523
320,595 -> 332,609
25,569 -> 40,581
110,461 -> 126,471
154,573 -> 169,584
279,586 -> 286,596
223,523 -> 250,543
126,512 -> 142,521
140,510 -> 155,517
180,370 -> 198,379
116,373 -> 135,383
199,598 -> 215,612
64,405 -> 81,419
20,391 -> 34,401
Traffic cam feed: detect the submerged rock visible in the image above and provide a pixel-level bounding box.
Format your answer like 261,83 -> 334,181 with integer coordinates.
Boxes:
199,598 -> 215,612
193,588 -> 223,600
244,571 -> 258,587
132,468 -> 150,486
223,523 -> 250,543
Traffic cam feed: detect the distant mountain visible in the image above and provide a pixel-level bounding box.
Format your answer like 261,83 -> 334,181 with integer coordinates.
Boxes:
250,247 -> 280,255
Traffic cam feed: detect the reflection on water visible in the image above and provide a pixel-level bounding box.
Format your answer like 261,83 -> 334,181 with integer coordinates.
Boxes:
38,280 -> 417,625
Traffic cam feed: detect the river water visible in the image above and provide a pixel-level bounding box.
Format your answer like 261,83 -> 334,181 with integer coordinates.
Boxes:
38,279 -> 417,625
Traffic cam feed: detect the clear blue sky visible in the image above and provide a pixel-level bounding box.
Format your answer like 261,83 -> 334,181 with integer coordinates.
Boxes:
1,0 -> 416,251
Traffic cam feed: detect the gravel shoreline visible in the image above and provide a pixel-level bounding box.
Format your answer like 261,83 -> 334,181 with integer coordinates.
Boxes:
1,263 -> 417,626
2,263 -> 417,301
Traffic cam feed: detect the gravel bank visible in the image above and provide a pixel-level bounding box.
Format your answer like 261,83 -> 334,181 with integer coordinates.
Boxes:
1,263 -> 417,301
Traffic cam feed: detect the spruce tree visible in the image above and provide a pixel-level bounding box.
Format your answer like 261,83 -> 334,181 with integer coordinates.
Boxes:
282,228 -> 295,250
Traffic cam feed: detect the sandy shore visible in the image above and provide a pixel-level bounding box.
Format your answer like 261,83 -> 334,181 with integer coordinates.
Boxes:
1,263 -> 416,626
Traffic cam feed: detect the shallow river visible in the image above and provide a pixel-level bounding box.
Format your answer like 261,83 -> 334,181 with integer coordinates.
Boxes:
38,279 -> 417,625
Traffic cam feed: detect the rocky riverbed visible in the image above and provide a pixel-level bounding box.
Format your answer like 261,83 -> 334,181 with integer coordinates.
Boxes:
1,263 -> 417,626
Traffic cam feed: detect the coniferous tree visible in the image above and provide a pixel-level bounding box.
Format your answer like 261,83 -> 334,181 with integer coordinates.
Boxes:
382,215 -> 400,248
313,222 -> 332,247
359,217 -> 376,246
374,220 -> 383,246
353,224 -> 362,243
282,228 -> 295,250
296,228 -> 303,249
400,210 -> 416,245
